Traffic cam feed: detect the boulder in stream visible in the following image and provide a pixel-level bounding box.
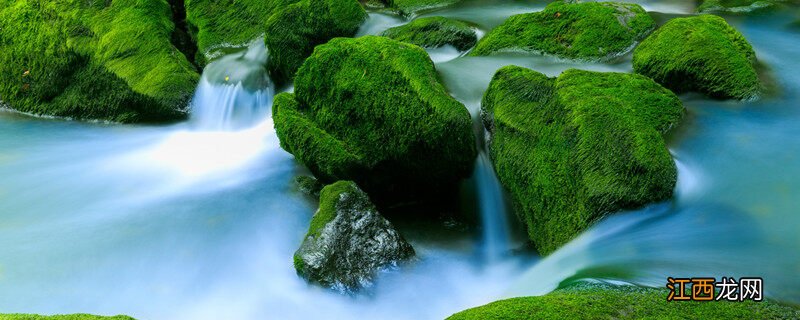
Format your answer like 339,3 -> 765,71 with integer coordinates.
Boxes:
294,181 -> 415,292
272,36 -> 476,202
0,0 -> 200,122
264,0 -> 367,82
482,66 -> 684,255
471,1 -> 655,60
633,14 -> 761,100
380,16 -> 477,51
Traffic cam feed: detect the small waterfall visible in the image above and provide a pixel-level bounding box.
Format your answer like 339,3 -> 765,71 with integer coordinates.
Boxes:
474,151 -> 512,262
191,38 -> 274,131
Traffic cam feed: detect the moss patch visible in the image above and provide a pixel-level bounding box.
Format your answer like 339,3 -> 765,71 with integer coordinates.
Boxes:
481,66 -> 683,255
633,14 -> 760,100
380,16 -> 477,51
447,283 -> 800,319
471,1 -> 655,60
0,0 -> 199,122
264,0 -> 366,82
0,315 -> 134,320
273,36 -> 475,202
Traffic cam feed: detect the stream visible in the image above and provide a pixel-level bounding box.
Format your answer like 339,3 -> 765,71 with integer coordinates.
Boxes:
1,0 -> 799,319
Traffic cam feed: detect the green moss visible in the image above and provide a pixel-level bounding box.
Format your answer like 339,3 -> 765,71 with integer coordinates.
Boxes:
185,0 -> 299,63
697,0 -> 783,13
273,36 -> 476,202
305,181 -> 356,238
482,66 -> 683,255
471,1 -> 655,60
0,315 -> 134,320
633,14 -> 760,100
447,283 -> 800,319
380,16 -> 477,51
264,0 -> 366,82
387,0 -> 461,16
0,0 -> 199,122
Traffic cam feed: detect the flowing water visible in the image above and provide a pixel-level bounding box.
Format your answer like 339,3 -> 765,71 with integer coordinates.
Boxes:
1,1 -> 800,319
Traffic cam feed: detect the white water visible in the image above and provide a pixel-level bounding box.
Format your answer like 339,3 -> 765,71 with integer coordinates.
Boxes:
191,38 -> 273,131
2,1 -> 800,319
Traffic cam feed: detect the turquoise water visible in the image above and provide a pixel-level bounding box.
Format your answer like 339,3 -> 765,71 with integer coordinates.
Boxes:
1,1 -> 799,319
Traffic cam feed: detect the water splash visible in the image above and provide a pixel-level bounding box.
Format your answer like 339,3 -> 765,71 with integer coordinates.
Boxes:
191,38 -> 274,131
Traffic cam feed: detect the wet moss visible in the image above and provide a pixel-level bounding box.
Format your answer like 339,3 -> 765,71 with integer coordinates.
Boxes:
633,14 -> 760,100
447,283 -> 800,319
471,1 -> 655,60
380,16 -> 477,51
0,0 -> 199,122
264,0 -> 366,82
273,36 -> 475,202
482,66 -> 683,255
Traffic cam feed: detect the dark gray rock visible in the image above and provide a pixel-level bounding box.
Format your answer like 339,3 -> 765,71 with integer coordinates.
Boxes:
293,181 -> 415,292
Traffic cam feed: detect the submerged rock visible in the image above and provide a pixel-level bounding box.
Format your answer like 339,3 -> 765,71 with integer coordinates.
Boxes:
273,36 -> 476,202
482,66 -> 683,255
447,282 -> 800,319
265,0 -> 367,81
294,181 -> 415,292
0,0 -> 199,122
380,16 -> 477,51
471,1 -> 655,60
633,14 -> 761,100
295,175 -> 325,198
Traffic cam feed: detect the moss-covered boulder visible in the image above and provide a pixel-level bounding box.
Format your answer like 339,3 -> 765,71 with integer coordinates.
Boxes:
187,0 -> 365,81
633,15 -> 760,100
482,66 -> 683,255
0,0 -> 200,122
294,181 -> 415,292
447,283 -> 800,319
273,36 -> 476,201
697,0 -> 784,13
264,0 -> 367,81
380,16 -> 477,51
471,1 -> 655,60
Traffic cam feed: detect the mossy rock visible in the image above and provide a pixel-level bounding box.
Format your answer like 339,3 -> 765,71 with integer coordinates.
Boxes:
481,66 -> 683,255
471,1 -> 655,60
0,315 -> 134,320
264,0 -> 367,82
273,36 -> 476,202
633,14 -> 760,100
447,283 -> 800,319
697,0 -> 785,13
380,16 -> 477,51
294,181 -> 415,292
0,0 -> 200,122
